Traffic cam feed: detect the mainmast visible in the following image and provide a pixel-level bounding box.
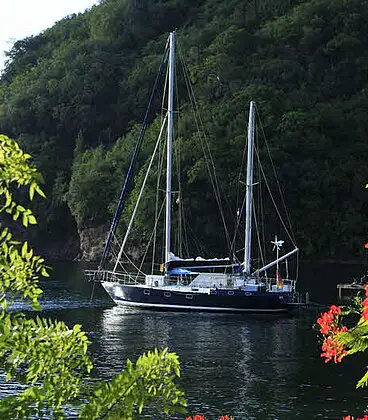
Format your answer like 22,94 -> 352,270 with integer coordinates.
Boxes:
243,101 -> 255,275
165,31 -> 175,266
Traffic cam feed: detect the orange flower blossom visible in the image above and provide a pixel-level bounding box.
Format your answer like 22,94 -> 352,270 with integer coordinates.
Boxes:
317,305 -> 348,363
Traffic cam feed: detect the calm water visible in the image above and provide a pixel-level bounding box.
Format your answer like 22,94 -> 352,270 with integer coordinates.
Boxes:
2,261 -> 368,419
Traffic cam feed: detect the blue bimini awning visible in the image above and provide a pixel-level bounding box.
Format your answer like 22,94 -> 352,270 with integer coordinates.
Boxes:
168,267 -> 193,275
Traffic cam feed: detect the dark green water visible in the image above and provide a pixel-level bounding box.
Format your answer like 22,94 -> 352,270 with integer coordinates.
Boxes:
2,261 -> 368,419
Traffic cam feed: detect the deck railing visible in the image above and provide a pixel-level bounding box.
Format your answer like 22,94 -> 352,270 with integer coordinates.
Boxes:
264,277 -> 296,292
85,269 -> 296,292
84,269 -> 146,285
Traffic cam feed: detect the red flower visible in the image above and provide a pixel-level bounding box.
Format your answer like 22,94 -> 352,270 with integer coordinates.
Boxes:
317,311 -> 334,334
186,416 -> 205,420
317,305 -> 344,335
360,293 -> 368,321
362,307 -> 368,322
330,305 -> 342,315
185,415 -> 231,420
345,416 -> 368,420
362,298 -> 368,307
321,336 -> 348,363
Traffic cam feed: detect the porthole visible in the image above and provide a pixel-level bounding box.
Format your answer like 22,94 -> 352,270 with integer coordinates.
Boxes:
185,294 -> 193,300
143,290 -> 151,296
227,291 -> 234,296
164,292 -> 171,297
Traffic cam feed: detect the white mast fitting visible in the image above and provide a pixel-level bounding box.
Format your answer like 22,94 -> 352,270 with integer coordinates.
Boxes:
243,101 -> 255,275
165,31 -> 175,266
272,235 -> 284,276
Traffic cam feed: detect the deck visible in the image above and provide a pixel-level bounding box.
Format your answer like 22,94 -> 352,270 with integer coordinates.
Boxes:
336,283 -> 366,300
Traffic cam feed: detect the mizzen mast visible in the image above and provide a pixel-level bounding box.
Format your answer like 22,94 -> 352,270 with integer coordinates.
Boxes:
243,101 -> 255,275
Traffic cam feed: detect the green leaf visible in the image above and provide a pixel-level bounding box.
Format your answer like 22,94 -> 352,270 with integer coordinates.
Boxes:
29,183 -> 35,200
0,228 -> 8,240
21,242 -> 28,258
22,214 -> 28,227
35,185 -> 46,198
28,215 -> 37,225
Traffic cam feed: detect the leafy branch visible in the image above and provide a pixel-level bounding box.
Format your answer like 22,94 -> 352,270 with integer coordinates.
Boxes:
0,135 -> 187,419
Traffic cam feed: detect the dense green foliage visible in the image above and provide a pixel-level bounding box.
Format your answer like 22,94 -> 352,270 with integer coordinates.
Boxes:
1,0 -> 368,259
0,134 -> 186,418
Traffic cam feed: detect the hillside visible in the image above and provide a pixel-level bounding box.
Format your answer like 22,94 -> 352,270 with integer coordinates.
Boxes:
1,0 -> 368,261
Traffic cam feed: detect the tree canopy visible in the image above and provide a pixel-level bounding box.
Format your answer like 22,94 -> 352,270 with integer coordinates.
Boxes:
1,0 -> 368,260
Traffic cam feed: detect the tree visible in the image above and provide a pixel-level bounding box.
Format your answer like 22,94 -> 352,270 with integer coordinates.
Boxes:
0,134 -> 186,419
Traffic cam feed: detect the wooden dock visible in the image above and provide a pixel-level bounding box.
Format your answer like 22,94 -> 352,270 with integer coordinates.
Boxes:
337,283 -> 365,300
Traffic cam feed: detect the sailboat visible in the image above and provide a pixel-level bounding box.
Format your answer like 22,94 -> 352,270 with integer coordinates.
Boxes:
85,32 -> 301,313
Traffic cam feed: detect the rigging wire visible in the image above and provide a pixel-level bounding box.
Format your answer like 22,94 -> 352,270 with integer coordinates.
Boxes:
174,58 -> 184,258
177,42 -> 233,255
253,127 -> 297,248
179,194 -> 191,257
113,114 -> 168,272
232,124 -> 248,258
183,220 -> 209,257
255,105 -> 297,246
139,199 -> 166,275
151,61 -> 170,273
98,38 -> 170,270
108,231 -> 147,281
230,104 -> 297,273
139,200 -> 165,274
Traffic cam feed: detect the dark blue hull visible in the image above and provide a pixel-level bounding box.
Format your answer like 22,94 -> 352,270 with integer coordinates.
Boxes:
102,282 -> 294,313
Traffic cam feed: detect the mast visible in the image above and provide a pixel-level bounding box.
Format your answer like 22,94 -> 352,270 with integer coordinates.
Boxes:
243,101 -> 255,275
165,31 -> 175,266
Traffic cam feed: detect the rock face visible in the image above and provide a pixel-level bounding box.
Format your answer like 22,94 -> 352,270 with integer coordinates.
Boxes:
77,225 -> 148,264
78,225 -> 108,262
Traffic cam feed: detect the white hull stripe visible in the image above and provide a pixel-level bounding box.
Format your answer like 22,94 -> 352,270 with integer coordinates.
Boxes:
111,299 -> 288,312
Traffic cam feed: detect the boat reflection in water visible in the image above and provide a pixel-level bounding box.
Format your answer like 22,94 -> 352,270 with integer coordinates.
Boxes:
98,306 -> 309,418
